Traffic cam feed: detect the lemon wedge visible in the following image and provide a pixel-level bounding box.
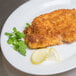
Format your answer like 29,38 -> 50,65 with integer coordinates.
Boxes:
31,48 -> 60,64
31,49 -> 48,64
47,48 -> 61,62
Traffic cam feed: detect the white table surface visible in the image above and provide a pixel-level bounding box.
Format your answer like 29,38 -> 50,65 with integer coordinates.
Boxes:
0,0 -> 76,76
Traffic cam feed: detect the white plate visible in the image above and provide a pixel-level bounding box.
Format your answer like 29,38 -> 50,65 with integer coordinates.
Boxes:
1,0 -> 76,75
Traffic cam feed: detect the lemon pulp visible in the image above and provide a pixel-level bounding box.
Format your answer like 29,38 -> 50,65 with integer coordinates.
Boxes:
47,48 -> 61,62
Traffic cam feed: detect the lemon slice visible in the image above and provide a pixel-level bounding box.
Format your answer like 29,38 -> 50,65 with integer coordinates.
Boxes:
31,48 -> 61,64
47,48 -> 61,62
31,49 -> 48,64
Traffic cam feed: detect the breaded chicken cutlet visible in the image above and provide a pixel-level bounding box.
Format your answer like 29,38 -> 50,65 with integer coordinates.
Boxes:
24,9 -> 76,49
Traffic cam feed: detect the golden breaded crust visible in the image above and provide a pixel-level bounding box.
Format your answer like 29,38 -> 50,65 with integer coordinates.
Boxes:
24,9 -> 76,49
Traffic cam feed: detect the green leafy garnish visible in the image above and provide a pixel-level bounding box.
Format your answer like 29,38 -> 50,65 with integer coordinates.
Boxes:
5,27 -> 27,56
25,23 -> 30,28
13,27 -> 17,32
13,40 -> 27,56
26,23 -> 30,26
5,32 -> 14,37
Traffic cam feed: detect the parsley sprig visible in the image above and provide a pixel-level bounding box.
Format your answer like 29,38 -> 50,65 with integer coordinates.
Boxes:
5,27 -> 27,56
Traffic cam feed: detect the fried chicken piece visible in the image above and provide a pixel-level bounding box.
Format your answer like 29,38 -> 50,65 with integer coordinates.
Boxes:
24,9 -> 76,49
